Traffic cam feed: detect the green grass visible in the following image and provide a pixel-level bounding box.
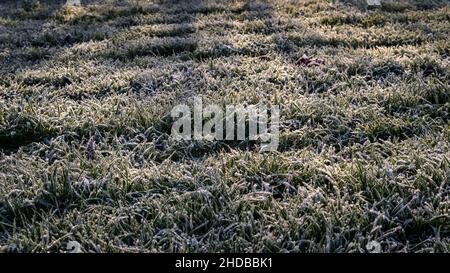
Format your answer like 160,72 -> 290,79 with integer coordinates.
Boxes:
0,0 -> 449,253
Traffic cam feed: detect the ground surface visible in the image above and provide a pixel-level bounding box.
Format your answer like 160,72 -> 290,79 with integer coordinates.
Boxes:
0,0 -> 449,252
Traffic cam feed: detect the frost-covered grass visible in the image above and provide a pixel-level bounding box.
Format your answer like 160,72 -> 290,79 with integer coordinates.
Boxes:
0,0 -> 448,253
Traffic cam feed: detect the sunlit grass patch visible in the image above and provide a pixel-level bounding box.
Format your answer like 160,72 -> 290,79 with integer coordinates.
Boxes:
0,0 -> 448,253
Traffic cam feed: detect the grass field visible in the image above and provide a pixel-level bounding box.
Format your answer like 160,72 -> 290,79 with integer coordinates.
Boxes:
0,0 -> 448,253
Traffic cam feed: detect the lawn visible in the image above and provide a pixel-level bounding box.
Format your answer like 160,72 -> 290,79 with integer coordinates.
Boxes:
0,0 -> 448,253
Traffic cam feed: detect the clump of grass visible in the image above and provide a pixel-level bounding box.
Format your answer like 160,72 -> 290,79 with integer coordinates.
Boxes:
54,5 -> 101,24
19,47 -> 51,62
381,1 -> 413,12
15,0 -> 52,20
106,37 -> 198,60
0,110 -> 55,151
